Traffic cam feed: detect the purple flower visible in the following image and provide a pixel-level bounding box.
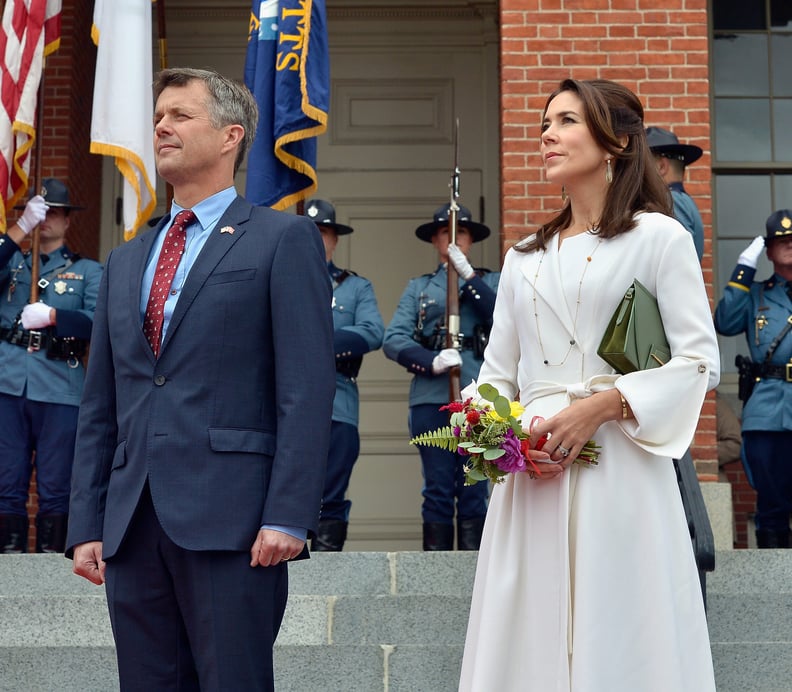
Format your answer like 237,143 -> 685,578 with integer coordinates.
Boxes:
494,429 -> 527,474
453,425 -> 461,437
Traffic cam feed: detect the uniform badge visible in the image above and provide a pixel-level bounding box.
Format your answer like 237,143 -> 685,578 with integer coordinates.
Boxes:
783,216 -> 792,230
308,204 -> 318,218
53,280 -> 68,295
220,226 -> 235,235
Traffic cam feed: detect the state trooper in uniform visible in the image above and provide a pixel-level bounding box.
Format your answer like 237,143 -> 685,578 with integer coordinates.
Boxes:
383,204 -> 499,551
715,209 -> 792,548
646,126 -> 705,261
303,199 -> 384,551
0,179 -> 103,553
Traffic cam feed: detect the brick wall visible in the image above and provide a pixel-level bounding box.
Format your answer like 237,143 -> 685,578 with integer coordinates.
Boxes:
722,460 -> 756,549
499,0 -> 718,479
22,0 -> 100,552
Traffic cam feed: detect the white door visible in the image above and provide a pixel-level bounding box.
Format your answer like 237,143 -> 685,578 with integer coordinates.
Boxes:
130,0 -> 500,550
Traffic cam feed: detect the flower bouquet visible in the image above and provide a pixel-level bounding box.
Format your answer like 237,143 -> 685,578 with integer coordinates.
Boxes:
410,383 -> 600,485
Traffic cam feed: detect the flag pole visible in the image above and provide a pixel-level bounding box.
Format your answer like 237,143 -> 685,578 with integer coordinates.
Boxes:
27,71 -> 47,304
154,0 -> 173,209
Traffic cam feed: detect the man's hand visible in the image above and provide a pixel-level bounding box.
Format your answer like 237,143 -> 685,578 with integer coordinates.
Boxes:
21,302 -> 54,329
432,347 -> 462,374
250,528 -> 305,567
72,541 -> 106,585
448,243 -> 475,280
16,195 -> 48,235
737,236 -> 766,269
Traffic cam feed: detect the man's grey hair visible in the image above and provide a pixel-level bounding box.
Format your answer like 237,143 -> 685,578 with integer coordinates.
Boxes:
154,67 -> 259,175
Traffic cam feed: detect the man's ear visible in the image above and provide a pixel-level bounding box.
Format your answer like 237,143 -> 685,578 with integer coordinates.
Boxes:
222,123 -> 245,153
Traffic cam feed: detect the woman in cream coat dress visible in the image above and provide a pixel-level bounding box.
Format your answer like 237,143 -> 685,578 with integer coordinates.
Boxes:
458,79 -> 719,692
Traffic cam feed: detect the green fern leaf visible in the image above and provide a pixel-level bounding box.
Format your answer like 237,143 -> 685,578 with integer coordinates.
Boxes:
410,426 -> 459,452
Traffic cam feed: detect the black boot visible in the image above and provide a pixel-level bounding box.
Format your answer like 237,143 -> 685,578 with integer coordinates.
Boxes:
756,528 -> 792,548
422,522 -> 454,551
35,514 -> 69,553
0,514 -> 29,554
311,520 -> 348,552
457,517 -> 485,551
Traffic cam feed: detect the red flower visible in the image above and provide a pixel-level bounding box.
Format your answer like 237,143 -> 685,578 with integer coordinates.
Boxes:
440,398 -> 471,413
466,410 -> 481,424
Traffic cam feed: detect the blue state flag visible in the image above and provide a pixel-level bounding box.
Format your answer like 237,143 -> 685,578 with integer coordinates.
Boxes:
244,0 -> 329,210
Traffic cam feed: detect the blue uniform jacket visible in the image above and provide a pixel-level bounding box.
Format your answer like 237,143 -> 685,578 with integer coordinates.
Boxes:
330,261 -> 384,426
383,264 -> 500,406
669,182 -> 704,261
0,235 -> 103,407
714,263 -> 792,432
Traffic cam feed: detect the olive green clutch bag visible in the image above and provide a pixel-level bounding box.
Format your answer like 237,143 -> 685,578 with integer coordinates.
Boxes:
597,279 -> 670,374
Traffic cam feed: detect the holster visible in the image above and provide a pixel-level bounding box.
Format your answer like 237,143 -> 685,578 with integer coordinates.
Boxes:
735,355 -> 758,403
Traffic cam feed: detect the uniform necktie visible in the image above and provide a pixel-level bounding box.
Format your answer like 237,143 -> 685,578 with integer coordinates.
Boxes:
142,209 -> 196,357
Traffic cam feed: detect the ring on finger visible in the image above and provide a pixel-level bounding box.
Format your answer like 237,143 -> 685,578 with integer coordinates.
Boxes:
557,445 -> 570,458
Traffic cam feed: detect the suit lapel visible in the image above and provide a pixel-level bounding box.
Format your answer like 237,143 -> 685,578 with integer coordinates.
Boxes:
159,197 -> 252,355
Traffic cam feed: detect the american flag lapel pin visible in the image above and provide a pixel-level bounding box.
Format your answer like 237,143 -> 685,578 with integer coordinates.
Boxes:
220,226 -> 235,235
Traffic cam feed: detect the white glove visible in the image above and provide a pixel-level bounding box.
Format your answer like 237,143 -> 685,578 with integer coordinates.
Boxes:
737,235 -> 765,269
432,347 -> 463,374
448,243 -> 474,280
16,195 -> 48,235
21,302 -> 53,329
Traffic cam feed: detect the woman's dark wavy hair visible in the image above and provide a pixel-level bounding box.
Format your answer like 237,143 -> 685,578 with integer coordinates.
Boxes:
518,78 -> 672,253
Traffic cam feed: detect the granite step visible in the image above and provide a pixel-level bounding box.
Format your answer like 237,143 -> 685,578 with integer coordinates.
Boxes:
1,550 -> 790,692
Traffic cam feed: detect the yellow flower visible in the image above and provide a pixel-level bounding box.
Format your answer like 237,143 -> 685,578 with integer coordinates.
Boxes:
484,400 -> 524,422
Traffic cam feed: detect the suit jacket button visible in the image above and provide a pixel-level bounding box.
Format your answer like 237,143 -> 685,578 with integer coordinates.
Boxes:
154,375 -> 166,386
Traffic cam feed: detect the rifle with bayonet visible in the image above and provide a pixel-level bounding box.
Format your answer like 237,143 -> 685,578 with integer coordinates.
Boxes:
445,118 -> 462,402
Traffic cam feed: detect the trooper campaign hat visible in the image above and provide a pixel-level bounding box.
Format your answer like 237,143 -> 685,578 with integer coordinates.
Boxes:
645,127 -> 703,166
303,199 -> 354,235
415,203 -> 491,243
765,209 -> 792,243
16,177 -> 84,211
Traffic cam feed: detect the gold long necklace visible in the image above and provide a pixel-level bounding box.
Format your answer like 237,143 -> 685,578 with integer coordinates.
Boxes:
532,233 -> 603,366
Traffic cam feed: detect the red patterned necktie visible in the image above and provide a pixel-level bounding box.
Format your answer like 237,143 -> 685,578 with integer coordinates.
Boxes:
142,209 -> 196,357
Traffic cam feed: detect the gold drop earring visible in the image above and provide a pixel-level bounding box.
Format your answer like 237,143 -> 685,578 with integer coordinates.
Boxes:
605,159 -> 613,184
561,185 -> 567,203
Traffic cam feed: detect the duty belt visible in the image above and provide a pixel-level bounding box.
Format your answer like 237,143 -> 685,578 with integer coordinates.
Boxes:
0,326 -> 88,363
1,326 -> 52,350
758,363 -> 792,383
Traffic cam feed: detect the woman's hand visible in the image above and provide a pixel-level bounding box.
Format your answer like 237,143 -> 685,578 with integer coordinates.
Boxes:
529,389 -> 622,470
523,447 -> 565,480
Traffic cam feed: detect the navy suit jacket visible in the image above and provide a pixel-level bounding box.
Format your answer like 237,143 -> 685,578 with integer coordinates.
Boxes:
66,196 -> 335,560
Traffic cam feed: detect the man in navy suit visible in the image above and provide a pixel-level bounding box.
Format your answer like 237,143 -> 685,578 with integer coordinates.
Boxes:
66,67 -> 335,690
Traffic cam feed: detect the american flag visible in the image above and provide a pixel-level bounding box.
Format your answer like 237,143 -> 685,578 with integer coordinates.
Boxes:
0,0 -> 61,233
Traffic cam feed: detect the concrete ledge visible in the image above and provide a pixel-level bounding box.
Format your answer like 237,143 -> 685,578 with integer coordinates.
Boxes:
2,551 -> 791,692
712,643 -> 792,692
701,481 -> 734,550
0,647 -> 119,692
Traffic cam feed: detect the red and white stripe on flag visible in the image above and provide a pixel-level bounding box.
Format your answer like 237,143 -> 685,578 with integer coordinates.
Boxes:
0,0 -> 61,232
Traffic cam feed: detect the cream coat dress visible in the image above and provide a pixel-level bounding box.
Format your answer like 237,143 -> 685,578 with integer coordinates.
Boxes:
458,213 -> 719,692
